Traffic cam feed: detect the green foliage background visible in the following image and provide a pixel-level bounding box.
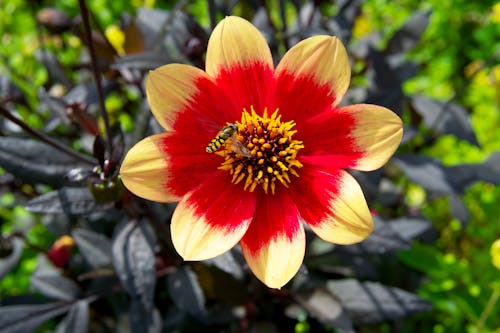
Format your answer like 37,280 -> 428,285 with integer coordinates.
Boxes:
1,0 -> 499,332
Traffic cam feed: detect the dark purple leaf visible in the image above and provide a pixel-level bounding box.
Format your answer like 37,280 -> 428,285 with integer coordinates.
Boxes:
72,228 -> 112,268
38,88 -> 71,127
0,302 -> 72,333
394,154 -> 459,194
327,279 -> 432,324
55,299 -> 89,333
25,187 -> 113,215
295,288 -> 354,332
205,250 -> 244,280
111,51 -> 170,71
30,273 -> 81,301
112,220 -> 156,312
339,217 -> 411,255
130,300 -> 162,333
327,0 -> 362,42
167,265 -> 207,319
478,151 -> 500,184
448,194 -> 470,227
401,125 -> 418,144
0,74 -> 25,104
365,48 -> 404,115
0,238 -> 23,279
35,49 -> 72,87
386,11 -> 431,55
411,94 -> 479,146
388,217 -> 432,241
64,80 -> 118,106
0,137 -> 87,186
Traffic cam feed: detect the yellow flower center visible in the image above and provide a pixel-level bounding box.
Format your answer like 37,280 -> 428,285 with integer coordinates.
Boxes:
218,106 -> 304,194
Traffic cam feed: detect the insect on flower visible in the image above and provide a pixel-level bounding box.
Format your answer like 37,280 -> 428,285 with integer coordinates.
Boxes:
119,16 -> 403,288
206,123 -> 251,157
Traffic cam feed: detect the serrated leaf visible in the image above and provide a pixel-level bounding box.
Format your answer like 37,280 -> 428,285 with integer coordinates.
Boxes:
295,288 -> 354,332
30,273 -> 81,301
25,187 -> 113,215
112,220 -> 156,312
167,265 -> 206,319
386,11 -> 431,55
130,300 -> 162,333
411,95 -> 479,146
55,299 -> 89,333
0,137 -> 87,186
0,238 -> 23,280
72,228 -> 112,268
327,279 -> 432,324
0,302 -> 72,333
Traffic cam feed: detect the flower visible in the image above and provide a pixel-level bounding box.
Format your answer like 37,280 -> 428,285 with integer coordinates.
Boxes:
120,16 -> 403,288
47,235 -> 75,268
491,239 -> 500,270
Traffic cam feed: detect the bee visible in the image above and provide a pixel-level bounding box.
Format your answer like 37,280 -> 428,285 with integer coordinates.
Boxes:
206,123 -> 251,157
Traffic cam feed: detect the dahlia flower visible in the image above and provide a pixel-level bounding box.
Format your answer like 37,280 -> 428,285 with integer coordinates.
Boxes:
120,16 -> 403,288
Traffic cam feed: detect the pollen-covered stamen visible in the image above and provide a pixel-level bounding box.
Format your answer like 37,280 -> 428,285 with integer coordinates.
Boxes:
219,106 -> 304,194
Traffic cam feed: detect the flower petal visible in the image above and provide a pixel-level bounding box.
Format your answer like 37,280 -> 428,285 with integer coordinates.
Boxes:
340,104 -> 403,171
240,191 -> 304,289
146,63 -> 223,131
171,172 -> 256,261
275,35 -> 350,107
290,167 -> 373,245
205,16 -> 273,78
120,133 -> 181,203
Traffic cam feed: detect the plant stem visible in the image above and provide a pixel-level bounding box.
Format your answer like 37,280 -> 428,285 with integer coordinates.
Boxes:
477,287 -> 499,331
0,104 -> 96,165
278,0 -> 290,49
77,0 -> 113,159
207,0 -> 216,30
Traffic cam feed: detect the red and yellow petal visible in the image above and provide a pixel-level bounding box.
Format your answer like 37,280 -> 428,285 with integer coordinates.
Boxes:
240,191 -> 305,289
275,35 -> 350,108
146,64 -> 215,131
340,104 -> 403,171
171,172 -> 256,261
205,16 -> 273,78
119,133 -> 181,203
291,167 -> 373,245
